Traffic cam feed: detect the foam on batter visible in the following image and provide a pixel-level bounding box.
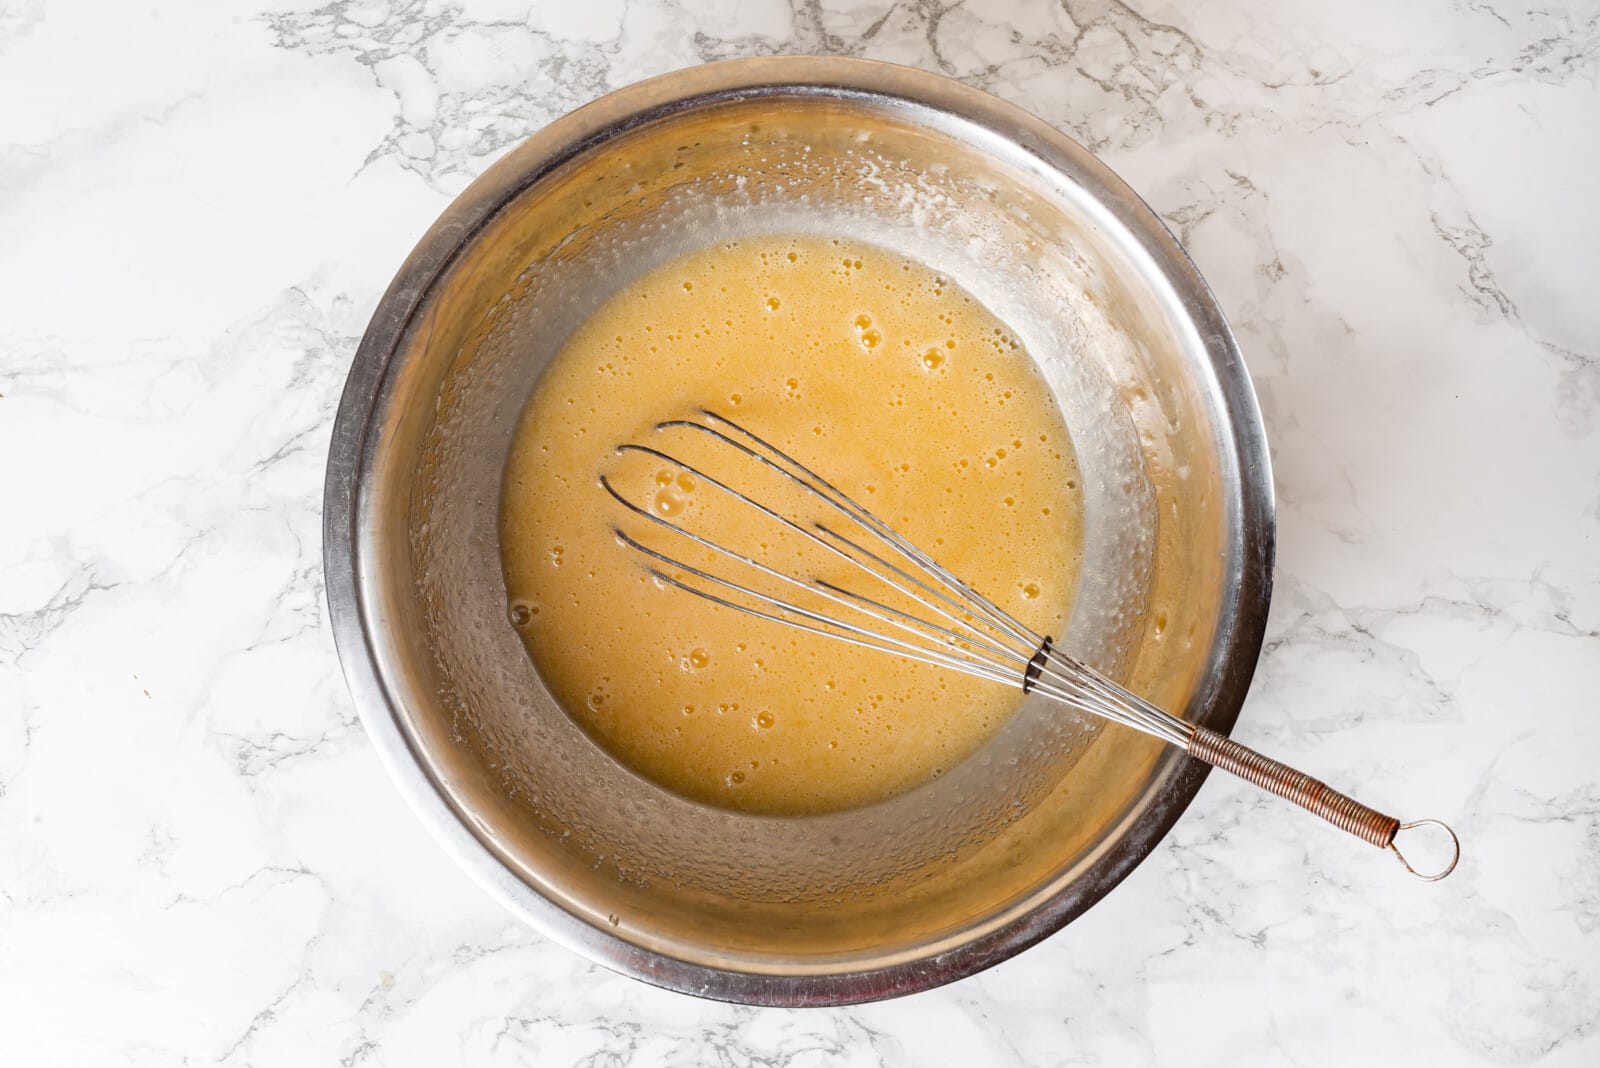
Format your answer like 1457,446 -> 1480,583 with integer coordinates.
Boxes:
501,235 -> 1083,814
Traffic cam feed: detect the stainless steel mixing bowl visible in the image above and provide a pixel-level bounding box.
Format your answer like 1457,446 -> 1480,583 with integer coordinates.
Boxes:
324,56 -> 1273,1005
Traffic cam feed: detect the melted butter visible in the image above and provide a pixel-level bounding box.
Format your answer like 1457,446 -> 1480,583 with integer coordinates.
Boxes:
501,235 -> 1083,814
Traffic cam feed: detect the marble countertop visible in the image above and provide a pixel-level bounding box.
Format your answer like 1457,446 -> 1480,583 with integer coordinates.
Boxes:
4,0 -> 1597,1063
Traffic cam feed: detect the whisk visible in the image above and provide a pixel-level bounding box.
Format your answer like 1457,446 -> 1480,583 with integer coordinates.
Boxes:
601,409 -> 1459,881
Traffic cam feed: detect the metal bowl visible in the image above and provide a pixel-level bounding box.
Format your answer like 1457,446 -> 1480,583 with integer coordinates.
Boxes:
324,56 -> 1273,1005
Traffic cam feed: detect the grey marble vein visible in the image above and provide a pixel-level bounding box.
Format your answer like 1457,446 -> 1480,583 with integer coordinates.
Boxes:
2,0 -> 1597,1064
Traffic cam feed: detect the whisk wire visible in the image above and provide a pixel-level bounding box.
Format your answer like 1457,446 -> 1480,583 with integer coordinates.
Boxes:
627,533 -> 1083,697
610,412 -> 1195,745
678,415 -> 1200,744
619,431 -> 1049,674
809,522 -> 1041,663
681,412 -> 1042,649
614,441 -> 1000,652
648,553 -> 1175,735
602,473 -> 1046,691
615,518 -> 1032,691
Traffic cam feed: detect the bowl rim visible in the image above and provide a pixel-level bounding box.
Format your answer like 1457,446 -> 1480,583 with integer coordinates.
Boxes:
323,55 -> 1275,1006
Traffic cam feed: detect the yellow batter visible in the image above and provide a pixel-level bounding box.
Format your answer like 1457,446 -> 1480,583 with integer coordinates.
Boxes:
501,235 -> 1082,814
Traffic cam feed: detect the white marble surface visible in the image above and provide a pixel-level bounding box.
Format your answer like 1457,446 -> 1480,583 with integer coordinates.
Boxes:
3,0 -> 1597,1063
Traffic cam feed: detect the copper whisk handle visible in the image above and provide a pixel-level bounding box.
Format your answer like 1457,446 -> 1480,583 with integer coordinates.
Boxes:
1188,727 -> 1459,881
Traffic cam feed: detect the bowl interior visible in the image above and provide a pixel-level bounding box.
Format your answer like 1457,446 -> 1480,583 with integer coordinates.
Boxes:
345,67 -> 1260,999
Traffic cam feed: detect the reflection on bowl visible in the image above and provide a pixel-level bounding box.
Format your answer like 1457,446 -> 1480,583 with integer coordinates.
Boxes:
323,56 -> 1273,1006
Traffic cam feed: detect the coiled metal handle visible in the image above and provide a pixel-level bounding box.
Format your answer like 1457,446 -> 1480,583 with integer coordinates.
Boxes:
1188,726 -> 1459,880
